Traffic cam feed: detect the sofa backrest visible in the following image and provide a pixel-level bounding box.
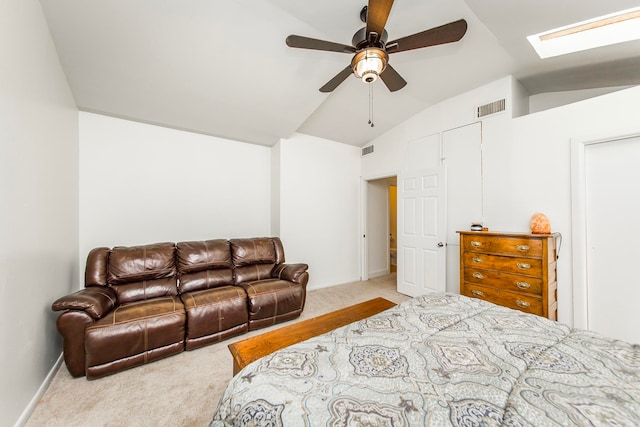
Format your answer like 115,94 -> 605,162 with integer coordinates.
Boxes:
176,239 -> 234,293
83,237 -> 289,301
85,242 -> 178,305
230,237 -> 284,284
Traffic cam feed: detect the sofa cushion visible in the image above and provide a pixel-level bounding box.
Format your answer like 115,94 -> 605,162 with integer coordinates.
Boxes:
177,240 -> 234,293
112,277 -> 178,305
108,243 -> 176,285
176,240 -> 232,274
234,263 -> 275,285
180,286 -> 248,350
179,270 -> 234,294
230,238 -> 276,267
85,296 -> 185,378
239,279 -> 305,327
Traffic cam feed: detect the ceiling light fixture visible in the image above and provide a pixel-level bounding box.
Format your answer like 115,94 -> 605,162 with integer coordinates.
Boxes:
527,6 -> 640,58
350,47 -> 388,128
352,47 -> 388,83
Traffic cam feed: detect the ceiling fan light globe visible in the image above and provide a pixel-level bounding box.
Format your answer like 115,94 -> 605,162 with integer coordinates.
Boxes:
355,56 -> 384,76
351,47 -> 388,84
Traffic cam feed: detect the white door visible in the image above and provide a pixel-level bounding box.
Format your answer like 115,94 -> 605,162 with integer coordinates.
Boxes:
397,167 -> 447,296
584,136 -> 640,344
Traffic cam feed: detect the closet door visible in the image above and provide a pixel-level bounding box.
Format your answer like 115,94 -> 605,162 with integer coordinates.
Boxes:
442,122 -> 483,292
584,136 -> 640,343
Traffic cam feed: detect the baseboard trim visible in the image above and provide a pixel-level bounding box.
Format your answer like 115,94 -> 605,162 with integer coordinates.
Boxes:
307,277 -> 362,291
15,353 -> 63,427
368,270 -> 390,279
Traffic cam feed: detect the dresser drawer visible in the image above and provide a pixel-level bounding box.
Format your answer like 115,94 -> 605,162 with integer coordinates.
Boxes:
462,283 -> 543,316
463,268 -> 543,295
462,235 -> 542,258
462,252 -> 542,276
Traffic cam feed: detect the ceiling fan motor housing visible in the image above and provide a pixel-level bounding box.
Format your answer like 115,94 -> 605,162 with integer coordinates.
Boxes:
352,27 -> 388,49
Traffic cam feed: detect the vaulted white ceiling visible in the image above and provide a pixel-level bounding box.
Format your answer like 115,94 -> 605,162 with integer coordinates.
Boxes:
39,0 -> 640,147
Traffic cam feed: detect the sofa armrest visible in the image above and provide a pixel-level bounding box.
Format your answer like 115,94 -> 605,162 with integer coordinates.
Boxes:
51,287 -> 117,319
272,263 -> 309,284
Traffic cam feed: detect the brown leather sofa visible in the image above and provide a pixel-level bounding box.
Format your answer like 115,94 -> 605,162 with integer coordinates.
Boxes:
51,237 -> 309,379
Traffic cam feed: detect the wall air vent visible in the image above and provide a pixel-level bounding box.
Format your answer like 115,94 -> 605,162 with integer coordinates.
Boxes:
476,99 -> 506,118
361,145 -> 374,156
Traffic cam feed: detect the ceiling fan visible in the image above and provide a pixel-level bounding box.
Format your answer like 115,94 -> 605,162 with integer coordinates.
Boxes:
286,0 -> 468,93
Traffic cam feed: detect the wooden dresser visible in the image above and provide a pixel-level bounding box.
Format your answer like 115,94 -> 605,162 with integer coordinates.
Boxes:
458,231 -> 558,320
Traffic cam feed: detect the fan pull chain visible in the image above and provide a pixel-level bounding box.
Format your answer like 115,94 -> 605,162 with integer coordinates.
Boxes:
368,82 -> 375,127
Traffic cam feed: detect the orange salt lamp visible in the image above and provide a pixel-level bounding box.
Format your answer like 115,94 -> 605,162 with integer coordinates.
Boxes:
530,212 -> 550,234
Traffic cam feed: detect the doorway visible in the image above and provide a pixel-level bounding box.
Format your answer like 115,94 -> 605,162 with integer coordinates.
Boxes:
363,176 -> 397,280
389,184 -> 397,273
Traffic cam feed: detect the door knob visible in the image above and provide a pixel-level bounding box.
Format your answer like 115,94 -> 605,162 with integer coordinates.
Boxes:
437,242 -> 445,247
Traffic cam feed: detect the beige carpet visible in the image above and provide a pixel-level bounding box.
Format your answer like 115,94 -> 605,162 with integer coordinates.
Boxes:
26,274 -> 408,427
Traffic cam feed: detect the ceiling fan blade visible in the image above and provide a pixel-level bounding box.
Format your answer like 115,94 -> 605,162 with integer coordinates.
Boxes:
387,19 -> 467,54
366,0 -> 394,42
319,66 -> 353,93
286,35 -> 356,53
380,64 -> 407,92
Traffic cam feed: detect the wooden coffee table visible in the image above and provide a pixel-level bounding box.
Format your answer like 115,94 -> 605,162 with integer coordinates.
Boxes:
228,297 -> 396,375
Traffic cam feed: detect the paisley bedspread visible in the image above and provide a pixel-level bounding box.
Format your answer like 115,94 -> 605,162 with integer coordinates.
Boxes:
211,293 -> 640,426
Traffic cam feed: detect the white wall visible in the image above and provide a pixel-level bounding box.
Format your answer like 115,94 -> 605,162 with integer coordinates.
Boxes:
278,134 -> 361,289
79,113 -> 271,278
0,1 -> 79,425
80,114 -> 365,298
270,142 -> 281,237
508,85 -> 640,326
80,115 -> 366,292
362,74 -> 640,327
529,86 -> 633,114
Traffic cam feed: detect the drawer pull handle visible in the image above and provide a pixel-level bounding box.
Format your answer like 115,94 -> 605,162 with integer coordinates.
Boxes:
472,272 -> 484,280
516,244 -> 530,253
516,262 -> 531,270
471,290 -> 485,297
516,300 -> 531,308
472,257 -> 483,264
471,241 -> 482,248
515,281 -> 531,289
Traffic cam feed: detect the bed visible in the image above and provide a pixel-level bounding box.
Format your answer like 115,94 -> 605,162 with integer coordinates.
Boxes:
210,293 -> 640,426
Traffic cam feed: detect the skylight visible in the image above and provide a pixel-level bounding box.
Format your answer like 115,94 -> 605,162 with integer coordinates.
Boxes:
527,7 -> 640,58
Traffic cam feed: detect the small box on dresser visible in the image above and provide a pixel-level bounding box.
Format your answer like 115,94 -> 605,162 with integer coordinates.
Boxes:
458,231 -> 558,320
